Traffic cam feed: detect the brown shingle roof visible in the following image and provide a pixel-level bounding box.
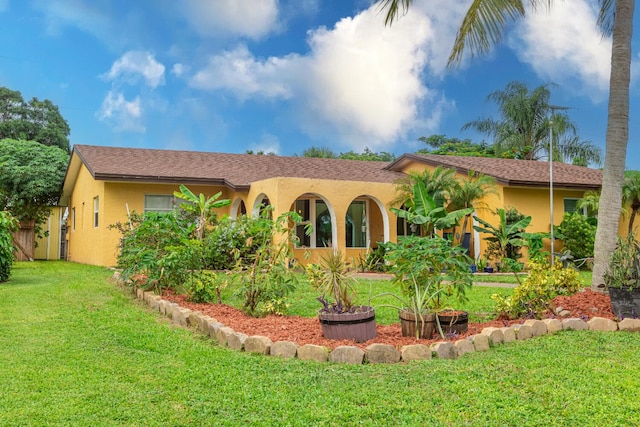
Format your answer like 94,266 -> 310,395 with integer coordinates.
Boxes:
72,145 -> 404,190
386,153 -> 603,189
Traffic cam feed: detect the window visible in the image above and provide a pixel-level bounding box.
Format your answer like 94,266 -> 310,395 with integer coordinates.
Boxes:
144,195 -> 175,213
294,199 -> 332,248
396,204 -> 421,237
346,200 -> 368,248
72,207 -> 76,231
564,198 -> 586,215
93,197 -> 99,228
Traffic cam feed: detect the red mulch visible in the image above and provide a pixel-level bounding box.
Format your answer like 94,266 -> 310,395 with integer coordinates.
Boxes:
161,289 -> 615,350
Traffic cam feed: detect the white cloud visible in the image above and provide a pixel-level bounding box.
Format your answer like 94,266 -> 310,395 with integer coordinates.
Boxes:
97,91 -> 144,132
189,1 -> 470,151
182,0 -> 279,39
171,63 -> 189,77
190,45 -> 293,99
249,133 -> 281,155
510,0 -> 612,102
104,51 -> 165,88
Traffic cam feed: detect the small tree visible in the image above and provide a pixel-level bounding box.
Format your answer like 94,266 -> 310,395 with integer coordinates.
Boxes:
474,208 -> 531,270
0,139 -> 69,231
173,185 -> 231,240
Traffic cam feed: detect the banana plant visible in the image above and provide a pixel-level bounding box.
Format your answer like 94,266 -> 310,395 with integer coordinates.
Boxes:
473,208 -> 532,262
391,181 -> 473,237
174,184 -> 231,240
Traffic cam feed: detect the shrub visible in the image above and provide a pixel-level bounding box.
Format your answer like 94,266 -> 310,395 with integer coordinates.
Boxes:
204,215 -> 267,270
231,210 -> 304,317
186,270 -> 226,303
492,260 -> 582,319
0,211 -> 18,282
556,212 -> 596,263
110,211 -> 194,292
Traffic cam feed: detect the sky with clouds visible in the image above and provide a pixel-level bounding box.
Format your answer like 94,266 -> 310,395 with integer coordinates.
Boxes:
0,0 -> 638,168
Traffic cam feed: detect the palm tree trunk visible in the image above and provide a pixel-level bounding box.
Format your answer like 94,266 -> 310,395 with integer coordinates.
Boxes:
592,0 -> 634,291
629,208 -> 638,235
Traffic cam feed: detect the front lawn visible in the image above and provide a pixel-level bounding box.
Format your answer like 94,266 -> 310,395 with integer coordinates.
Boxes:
1,261 -> 634,426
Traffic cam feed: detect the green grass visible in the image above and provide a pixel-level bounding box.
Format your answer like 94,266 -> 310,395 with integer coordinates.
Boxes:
2,261 -> 634,426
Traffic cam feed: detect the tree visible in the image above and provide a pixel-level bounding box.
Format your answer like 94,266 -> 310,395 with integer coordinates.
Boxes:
0,139 -> 69,228
299,146 -> 337,158
338,147 -> 396,161
462,81 -> 601,165
0,87 -> 71,153
173,184 -> 231,240
390,165 -> 458,208
448,171 -> 498,246
418,135 -> 496,157
379,0 -> 633,291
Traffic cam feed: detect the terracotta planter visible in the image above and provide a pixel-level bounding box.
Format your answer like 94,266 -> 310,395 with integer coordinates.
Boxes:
608,287 -> 640,319
318,306 -> 376,343
437,310 -> 469,335
399,310 -> 435,339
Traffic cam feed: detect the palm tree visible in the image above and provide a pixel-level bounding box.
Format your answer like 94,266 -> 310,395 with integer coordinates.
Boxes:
462,81 -> 601,164
576,190 -> 601,218
390,166 -> 458,209
623,173 -> 640,234
378,0 -> 633,291
448,171 -> 498,249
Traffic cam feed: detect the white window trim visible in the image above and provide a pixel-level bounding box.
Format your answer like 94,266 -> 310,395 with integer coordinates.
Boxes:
295,198 -> 333,249
347,199 -> 369,249
93,197 -> 99,228
144,194 -> 176,213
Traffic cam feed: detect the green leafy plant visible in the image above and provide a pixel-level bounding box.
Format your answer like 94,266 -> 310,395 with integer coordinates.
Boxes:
391,181 -> 473,237
307,249 -> 357,313
492,259 -> 582,319
231,210 -> 307,317
0,210 -> 18,282
382,235 -> 473,310
186,270 -> 226,303
474,208 -> 531,268
523,231 -> 550,263
604,233 -> 640,291
173,185 -> 231,240
556,212 -> 596,264
204,215 -> 269,270
110,211 -> 195,293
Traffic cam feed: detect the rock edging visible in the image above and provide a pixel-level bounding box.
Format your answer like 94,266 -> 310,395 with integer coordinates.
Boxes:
134,286 -> 637,364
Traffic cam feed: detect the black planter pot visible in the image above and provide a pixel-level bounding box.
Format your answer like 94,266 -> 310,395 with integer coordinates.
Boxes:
436,310 -> 469,335
608,287 -> 640,319
318,306 -> 376,342
484,267 -> 494,273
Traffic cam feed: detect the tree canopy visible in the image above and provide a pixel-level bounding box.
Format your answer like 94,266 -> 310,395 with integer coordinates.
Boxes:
0,139 -> 69,226
0,87 -> 71,153
301,146 -> 396,161
418,135 -> 496,158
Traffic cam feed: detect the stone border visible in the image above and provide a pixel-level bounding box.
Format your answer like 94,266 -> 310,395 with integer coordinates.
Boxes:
134,287 -> 640,364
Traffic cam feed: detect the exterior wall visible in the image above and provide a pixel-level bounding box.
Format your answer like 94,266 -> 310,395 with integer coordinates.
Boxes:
245,177 -> 397,265
67,165 -> 106,265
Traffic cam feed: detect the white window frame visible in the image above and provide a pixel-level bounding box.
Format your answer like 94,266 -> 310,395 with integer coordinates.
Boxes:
144,194 -> 175,213
93,197 -> 99,228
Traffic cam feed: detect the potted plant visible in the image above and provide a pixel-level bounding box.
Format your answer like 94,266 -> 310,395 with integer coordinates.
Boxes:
307,249 -> 376,342
604,233 -> 640,318
476,257 -> 486,272
380,235 -> 474,339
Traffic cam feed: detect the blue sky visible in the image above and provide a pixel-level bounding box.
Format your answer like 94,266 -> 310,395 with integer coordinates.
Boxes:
1,0 -> 638,168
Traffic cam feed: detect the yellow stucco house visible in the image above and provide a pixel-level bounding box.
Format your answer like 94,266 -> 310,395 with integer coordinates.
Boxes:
58,145 -> 606,267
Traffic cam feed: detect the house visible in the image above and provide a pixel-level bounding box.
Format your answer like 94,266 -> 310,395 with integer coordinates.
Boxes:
58,145 -> 608,267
